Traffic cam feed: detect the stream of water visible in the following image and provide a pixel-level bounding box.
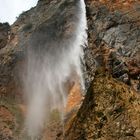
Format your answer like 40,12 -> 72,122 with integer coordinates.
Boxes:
22,0 -> 87,139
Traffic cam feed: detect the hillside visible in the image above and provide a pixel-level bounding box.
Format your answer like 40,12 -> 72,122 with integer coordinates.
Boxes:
0,0 -> 140,140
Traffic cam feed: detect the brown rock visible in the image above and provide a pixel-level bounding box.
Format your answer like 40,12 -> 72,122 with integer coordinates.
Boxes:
0,0 -> 140,139
65,71 -> 140,140
0,23 -> 10,49
84,0 -> 140,92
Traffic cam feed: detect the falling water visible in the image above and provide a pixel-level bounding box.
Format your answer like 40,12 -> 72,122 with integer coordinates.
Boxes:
22,0 -> 87,139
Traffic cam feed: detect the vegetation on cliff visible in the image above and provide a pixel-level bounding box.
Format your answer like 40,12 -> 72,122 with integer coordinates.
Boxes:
0,0 -> 140,140
66,70 -> 140,140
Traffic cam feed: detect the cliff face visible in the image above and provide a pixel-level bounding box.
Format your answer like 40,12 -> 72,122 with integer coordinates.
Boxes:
0,0 -> 86,139
84,0 -> 140,92
0,0 -> 140,140
0,23 -> 10,49
66,0 -> 140,139
66,71 -> 140,140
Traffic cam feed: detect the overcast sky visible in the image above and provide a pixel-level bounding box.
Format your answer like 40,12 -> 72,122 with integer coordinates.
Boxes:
0,0 -> 38,24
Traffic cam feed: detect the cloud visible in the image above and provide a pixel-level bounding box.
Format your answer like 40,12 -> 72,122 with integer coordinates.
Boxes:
0,0 -> 38,24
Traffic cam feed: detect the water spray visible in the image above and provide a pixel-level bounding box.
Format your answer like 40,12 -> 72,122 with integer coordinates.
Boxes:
22,0 -> 87,139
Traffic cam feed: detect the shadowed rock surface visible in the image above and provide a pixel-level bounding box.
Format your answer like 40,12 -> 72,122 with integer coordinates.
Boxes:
0,23 -> 10,49
84,0 -> 140,92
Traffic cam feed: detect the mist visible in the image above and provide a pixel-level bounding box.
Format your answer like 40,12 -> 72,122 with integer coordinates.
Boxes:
22,0 -> 87,139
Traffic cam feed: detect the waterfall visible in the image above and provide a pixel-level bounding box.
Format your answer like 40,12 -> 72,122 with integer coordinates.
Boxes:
22,0 -> 87,139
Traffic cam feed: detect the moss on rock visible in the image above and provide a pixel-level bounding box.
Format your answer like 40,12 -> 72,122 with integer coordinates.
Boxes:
65,71 -> 140,140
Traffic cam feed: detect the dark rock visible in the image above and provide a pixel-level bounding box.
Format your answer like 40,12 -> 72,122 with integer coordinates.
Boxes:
0,23 -> 10,49
84,0 -> 140,92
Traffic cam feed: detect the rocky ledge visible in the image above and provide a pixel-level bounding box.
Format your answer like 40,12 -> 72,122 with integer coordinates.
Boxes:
65,70 -> 140,140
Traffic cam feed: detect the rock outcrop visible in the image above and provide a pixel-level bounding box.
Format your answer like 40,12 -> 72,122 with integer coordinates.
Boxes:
0,23 -> 10,49
84,0 -> 140,92
65,71 -> 140,140
66,0 -> 140,139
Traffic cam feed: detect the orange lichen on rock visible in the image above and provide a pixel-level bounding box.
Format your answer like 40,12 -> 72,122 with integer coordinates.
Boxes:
65,83 -> 83,114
